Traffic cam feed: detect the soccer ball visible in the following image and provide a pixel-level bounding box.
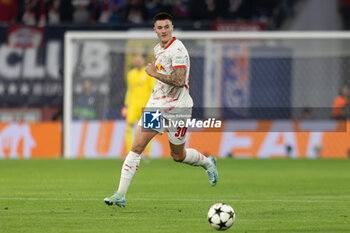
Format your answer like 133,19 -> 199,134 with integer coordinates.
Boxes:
207,203 -> 235,230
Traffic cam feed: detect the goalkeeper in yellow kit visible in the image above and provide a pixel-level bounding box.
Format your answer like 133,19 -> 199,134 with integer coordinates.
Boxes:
122,54 -> 156,158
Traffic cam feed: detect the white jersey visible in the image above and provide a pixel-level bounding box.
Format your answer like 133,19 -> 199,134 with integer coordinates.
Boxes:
146,37 -> 193,112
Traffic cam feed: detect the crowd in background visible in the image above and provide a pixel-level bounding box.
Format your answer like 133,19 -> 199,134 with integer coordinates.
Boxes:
0,0 -> 298,29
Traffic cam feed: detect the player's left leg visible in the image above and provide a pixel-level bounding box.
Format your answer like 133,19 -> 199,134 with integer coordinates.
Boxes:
169,141 -> 218,186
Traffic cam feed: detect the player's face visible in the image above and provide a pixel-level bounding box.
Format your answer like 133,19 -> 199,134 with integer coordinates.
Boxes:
133,54 -> 145,69
154,20 -> 173,45
83,80 -> 91,93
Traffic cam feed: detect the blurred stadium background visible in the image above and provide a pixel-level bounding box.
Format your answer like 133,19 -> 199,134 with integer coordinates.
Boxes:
1,0 -> 350,159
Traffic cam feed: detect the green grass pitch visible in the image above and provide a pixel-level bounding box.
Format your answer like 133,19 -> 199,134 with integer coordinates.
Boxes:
1,159 -> 350,233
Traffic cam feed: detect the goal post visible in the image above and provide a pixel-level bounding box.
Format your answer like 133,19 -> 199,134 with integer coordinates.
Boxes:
64,31 -> 350,158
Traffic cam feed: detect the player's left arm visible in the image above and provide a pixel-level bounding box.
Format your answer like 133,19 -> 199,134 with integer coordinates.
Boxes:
145,63 -> 186,87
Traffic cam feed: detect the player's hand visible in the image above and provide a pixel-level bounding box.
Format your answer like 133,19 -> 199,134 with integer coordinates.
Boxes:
145,62 -> 158,77
121,106 -> 127,118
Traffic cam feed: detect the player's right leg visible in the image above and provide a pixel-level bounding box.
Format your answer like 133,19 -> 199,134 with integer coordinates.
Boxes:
104,191 -> 126,207
127,106 -> 151,161
104,125 -> 158,207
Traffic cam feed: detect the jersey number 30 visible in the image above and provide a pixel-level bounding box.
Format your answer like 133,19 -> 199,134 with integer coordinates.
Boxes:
175,127 -> 187,137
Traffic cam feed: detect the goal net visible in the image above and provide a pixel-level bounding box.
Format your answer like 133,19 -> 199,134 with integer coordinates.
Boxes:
64,31 -> 350,158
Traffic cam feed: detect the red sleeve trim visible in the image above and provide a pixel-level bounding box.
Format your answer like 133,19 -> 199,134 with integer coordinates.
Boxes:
173,65 -> 187,69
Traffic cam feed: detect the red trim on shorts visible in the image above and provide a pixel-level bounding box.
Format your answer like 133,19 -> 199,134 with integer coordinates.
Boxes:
164,37 -> 176,50
173,65 -> 187,69
185,84 -> 189,89
171,89 -> 179,98
164,106 -> 175,112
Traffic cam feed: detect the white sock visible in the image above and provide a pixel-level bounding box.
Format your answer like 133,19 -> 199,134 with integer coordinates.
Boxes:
117,151 -> 141,196
183,148 -> 213,170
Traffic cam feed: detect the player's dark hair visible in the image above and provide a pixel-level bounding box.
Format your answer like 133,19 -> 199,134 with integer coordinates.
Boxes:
153,12 -> 172,23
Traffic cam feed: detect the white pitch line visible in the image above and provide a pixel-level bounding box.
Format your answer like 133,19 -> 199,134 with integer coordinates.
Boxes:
0,197 -> 349,203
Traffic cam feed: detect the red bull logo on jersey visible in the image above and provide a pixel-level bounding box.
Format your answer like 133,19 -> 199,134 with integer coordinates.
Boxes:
156,63 -> 166,72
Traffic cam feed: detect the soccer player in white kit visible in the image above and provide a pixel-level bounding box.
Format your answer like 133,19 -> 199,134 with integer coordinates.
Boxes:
104,12 -> 218,207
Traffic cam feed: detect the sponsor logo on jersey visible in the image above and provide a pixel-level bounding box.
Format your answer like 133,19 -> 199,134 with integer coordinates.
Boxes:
156,63 -> 166,72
